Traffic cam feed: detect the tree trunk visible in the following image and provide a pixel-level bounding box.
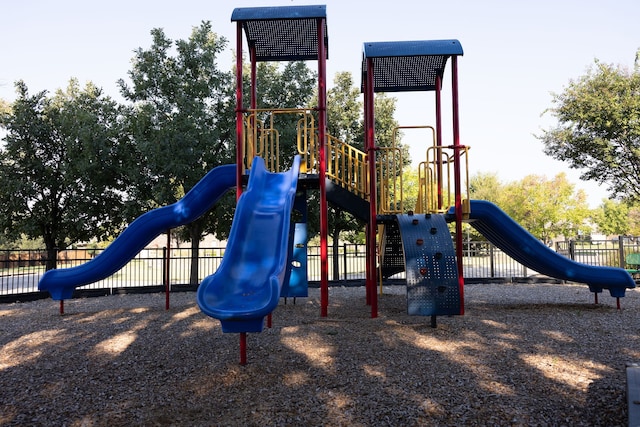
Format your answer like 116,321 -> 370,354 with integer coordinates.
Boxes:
45,246 -> 58,271
44,236 -> 58,271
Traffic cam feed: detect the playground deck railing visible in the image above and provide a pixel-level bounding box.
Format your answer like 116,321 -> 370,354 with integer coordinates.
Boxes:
1,237 -> 639,300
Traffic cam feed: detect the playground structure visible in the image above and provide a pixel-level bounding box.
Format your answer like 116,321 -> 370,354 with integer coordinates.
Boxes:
39,5 -> 635,364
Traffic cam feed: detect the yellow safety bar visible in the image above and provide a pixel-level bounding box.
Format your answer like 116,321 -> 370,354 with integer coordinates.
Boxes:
417,145 -> 470,216
243,108 -> 316,173
327,135 -> 369,199
243,109 -> 470,218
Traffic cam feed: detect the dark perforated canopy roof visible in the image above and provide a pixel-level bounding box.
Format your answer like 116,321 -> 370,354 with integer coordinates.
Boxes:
361,39 -> 463,92
231,5 -> 328,62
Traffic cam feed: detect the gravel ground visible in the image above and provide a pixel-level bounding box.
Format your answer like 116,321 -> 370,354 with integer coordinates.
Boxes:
0,282 -> 638,426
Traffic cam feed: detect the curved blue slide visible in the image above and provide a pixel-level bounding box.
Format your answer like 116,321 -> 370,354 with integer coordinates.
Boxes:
448,200 -> 635,298
39,164 -> 236,300
197,156 -> 300,333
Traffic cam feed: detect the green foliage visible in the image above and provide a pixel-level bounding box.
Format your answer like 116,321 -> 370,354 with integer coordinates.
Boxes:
400,167 -> 419,212
469,172 -> 504,206
592,199 -> 630,236
326,72 -> 361,146
501,173 -> 591,243
538,57 -> 640,202
469,172 -> 592,243
118,22 -> 235,283
246,61 -> 318,167
0,79 -> 135,268
120,25 -> 233,236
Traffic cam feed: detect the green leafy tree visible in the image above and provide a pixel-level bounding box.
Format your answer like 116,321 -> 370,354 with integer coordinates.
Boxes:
628,206 -> 640,236
469,172 -> 505,206
501,173 -> 591,243
592,199 -> 630,236
119,22 -> 235,284
0,80 -> 135,269
537,54 -> 640,202
241,61 -> 318,172
467,172 -> 507,241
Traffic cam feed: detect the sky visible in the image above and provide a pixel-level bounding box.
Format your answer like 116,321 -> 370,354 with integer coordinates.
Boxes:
1,0 -> 639,207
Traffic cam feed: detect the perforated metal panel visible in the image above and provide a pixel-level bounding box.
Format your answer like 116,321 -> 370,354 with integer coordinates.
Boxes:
380,221 -> 405,278
396,213 -> 461,316
361,39 -> 463,92
232,5 -> 328,62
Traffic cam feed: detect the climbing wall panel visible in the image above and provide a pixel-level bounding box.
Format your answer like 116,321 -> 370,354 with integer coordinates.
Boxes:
396,213 -> 461,316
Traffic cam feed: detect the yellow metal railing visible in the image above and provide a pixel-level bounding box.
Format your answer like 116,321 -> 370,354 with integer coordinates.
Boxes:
243,108 -> 316,173
242,110 -> 469,216
417,145 -> 470,215
327,135 -> 369,199
377,146 -> 403,213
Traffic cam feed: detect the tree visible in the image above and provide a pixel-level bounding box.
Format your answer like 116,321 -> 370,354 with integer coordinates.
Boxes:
0,80 -> 135,269
501,173 -> 591,243
469,172 -> 505,206
592,199 -> 630,236
119,22 -> 235,285
244,60 -> 318,170
467,172 -> 507,241
537,54 -> 640,202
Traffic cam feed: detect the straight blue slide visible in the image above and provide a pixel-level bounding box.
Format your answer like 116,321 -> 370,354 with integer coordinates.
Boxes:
197,156 -> 300,333
447,200 -> 635,298
39,164 -> 236,301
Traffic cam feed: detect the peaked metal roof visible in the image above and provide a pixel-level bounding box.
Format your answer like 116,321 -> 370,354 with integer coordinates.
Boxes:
361,39 -> 463,92
231,5 -> 328,62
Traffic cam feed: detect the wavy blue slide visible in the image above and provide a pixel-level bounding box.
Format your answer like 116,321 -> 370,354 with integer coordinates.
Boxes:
197,156 -> 300,333
448,200 -> 635,297
39,164 -> 236,301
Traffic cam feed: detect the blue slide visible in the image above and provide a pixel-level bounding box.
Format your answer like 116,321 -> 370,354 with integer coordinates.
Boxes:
197,156 -> 300,333
448,200 -> 635,297
39,164 -> 236,300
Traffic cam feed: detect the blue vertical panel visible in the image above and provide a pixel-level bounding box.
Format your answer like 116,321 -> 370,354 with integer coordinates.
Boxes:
282,222 -> 308,297
396,213 -> 461,316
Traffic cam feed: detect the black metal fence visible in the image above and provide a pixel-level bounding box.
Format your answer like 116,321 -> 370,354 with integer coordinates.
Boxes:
2,237 -> 640,300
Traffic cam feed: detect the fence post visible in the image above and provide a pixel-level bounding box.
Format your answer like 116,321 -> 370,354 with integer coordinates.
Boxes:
343,243 -> 348,283
489,243 -> 495,278
162,247 -> 167,288
569,240 -> 576,260
619,235 -> 626,269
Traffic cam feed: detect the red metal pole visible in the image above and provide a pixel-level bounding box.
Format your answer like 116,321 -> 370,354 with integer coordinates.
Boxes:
451,56 -> 465,315
239,332 -> 247,365
366,57 -> 378,318
59,300 -> 64,315
363,73 -> 371,307
235,22 -> 244,200
317,18 -> 329,317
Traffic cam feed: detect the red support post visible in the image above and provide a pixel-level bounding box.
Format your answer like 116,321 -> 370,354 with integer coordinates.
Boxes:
317,18 -> 329,317
235,22 -> 244,200
365,57 -> 378,318
59,300 -> 64,315
450,56 -> 465,315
